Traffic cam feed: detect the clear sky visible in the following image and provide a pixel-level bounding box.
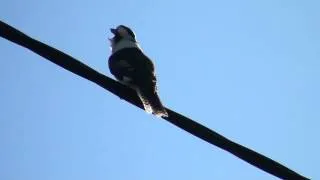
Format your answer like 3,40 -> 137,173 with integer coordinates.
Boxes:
0,0 -> 319,179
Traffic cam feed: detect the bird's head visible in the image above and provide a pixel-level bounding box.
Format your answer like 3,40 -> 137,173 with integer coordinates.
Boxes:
109,25 -> 137,46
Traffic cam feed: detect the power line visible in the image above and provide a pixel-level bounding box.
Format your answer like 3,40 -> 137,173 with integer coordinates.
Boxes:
0,20 -> 309,180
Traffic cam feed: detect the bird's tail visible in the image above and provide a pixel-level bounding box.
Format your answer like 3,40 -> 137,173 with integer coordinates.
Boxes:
136,88 -> 168,118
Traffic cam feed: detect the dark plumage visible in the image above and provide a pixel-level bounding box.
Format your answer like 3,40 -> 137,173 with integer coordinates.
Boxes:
108,25 -> 168,117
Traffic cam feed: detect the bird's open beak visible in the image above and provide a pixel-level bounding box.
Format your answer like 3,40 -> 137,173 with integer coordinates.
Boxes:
110,28 -> 117,34
109,28 -> 117,42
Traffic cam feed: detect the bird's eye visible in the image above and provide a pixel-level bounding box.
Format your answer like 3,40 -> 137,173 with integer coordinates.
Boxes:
117,27 -> 129,37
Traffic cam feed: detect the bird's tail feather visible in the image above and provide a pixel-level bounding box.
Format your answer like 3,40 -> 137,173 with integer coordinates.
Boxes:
136,88 -> 168,118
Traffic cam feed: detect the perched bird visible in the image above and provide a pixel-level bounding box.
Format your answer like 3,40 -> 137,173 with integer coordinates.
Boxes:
108,25 -> 168,117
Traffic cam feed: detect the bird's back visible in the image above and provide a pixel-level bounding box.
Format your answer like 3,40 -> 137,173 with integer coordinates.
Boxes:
108,48 -> 156,85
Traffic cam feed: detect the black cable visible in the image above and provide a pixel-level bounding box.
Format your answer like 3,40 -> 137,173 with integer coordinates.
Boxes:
0,20 -> 309,180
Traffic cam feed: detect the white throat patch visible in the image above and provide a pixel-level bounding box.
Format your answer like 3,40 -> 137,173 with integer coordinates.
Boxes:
110,39 -> 142,54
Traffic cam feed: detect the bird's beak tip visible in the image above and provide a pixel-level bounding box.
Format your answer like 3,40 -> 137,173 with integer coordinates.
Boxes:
110,28 -> 117,34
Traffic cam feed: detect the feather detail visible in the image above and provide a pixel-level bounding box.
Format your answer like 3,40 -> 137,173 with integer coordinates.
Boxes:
136,88 -> 168,118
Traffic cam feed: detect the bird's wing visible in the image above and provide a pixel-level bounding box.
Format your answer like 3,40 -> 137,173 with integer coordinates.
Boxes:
109,48 -> 156,86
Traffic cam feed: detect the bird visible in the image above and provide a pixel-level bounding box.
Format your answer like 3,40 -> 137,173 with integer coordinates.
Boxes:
108,25 -> 168,118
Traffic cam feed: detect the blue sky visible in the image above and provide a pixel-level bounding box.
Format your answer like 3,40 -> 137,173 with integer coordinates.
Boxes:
0,0 -> 319,179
